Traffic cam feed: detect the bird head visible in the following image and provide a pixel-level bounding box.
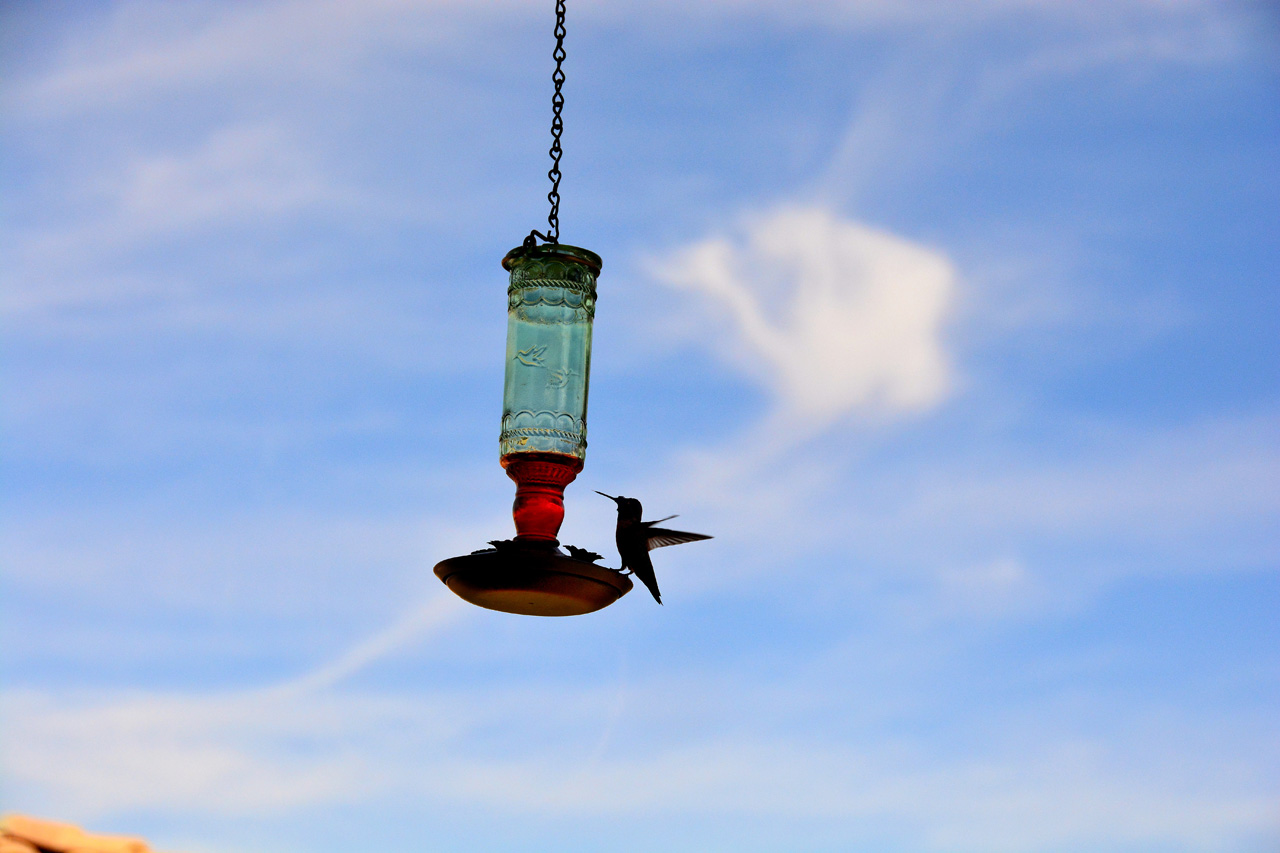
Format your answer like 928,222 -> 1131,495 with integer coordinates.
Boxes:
595,491 -> 643,521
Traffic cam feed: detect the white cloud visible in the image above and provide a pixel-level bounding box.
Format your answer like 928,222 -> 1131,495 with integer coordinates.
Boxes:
889,415 -> 1280,556
2,688 -> 389,817
22,122 -> 336,250
1,503 -> 506,618
4,676 -> 1274,850
930,556 -> 1040,617
617,404 -> 1280,618
656,206 -> 955,428
2,590 -> 467,818
6,0 -> 1242,121
805,1 -> 1247,211
269,593 -> 467,696
4,123 -> 349,318
6,0 -> 491,118
104,124 -> 336,235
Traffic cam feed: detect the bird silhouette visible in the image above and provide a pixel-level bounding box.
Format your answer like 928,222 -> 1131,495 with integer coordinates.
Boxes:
595,492 -> 712,604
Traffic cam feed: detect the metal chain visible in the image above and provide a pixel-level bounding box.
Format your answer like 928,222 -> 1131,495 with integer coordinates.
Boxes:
526,0 -> 567,248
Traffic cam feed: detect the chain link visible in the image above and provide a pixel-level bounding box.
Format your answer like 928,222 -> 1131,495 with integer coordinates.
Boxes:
526,0 -> 567,248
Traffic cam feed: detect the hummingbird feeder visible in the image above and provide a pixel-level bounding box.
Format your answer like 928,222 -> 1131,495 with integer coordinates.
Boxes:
433,0 -> 632,616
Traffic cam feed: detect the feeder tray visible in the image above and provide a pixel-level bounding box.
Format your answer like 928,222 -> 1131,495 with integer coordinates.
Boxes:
434,541 -> 632,617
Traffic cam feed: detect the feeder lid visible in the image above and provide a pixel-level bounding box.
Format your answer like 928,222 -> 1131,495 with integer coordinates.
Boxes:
434,540 -> 631,617
502,243 -> 602,275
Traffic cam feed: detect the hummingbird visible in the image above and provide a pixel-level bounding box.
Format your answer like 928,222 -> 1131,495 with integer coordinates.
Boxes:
595,492 -> 712,604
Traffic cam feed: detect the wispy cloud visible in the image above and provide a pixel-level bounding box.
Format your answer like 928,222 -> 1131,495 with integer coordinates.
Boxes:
5,0 -> 507,119
5,122 -> 349,317
655,206 -> 955,431
806,0 -> 1248,210
3,589 -> 467,817
269,593 -> 466,696
2,503 -> 507,618
624,403 -> 1280,614
5,673 -> 1274,850
3,688 -> 389,817
7,0 -> 1243,121
102,124 -> 338,237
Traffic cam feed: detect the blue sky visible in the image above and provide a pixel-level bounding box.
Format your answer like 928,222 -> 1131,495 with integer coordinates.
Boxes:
1,2 -> 1277,852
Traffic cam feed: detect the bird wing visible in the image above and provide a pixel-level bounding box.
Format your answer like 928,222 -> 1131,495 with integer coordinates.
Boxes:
645,527 -> 713,550
565,545 -> 603,563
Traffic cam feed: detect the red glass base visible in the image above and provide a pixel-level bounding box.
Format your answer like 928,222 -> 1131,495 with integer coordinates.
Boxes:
500,452 -> 583,543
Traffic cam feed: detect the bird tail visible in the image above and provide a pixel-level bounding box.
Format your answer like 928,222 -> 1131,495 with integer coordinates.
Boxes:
633,568 -> 662,605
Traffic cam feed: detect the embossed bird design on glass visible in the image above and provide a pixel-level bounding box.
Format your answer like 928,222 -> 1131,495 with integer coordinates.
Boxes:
514,344 -> 549,367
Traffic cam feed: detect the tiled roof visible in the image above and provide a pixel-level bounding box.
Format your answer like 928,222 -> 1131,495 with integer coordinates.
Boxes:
0,816 -> 152,853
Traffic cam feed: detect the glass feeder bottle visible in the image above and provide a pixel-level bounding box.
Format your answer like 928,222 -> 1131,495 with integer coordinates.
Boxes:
498,243 -> 601,543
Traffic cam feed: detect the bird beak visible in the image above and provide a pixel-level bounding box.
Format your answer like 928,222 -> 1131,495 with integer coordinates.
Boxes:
594,490 -> 620,503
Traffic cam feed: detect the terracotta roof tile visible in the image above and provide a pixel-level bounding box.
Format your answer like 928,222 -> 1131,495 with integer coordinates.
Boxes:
0,816 -> 151,853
